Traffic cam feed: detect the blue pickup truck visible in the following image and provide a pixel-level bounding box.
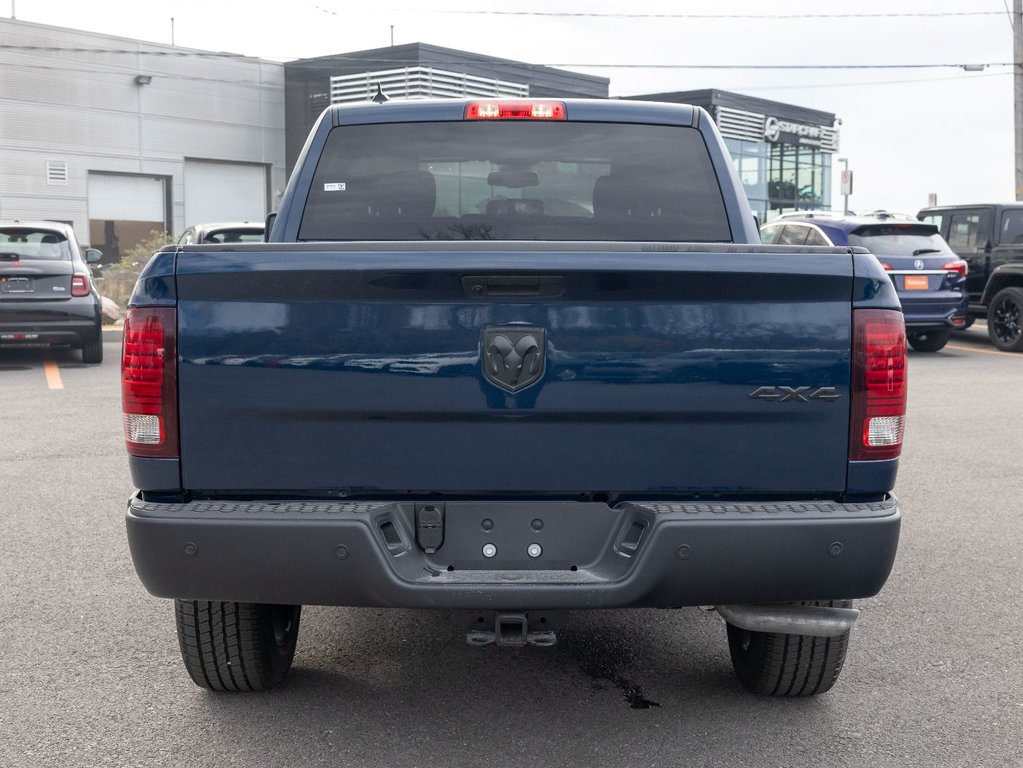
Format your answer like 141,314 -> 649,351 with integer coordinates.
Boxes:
122,98 -> 905,697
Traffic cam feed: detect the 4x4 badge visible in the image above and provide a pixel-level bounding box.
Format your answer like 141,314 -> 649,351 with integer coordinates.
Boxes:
749,386 -> 840,403
482,326 -> 546,393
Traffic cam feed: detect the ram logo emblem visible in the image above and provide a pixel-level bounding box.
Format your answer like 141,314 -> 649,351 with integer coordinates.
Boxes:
482,327 -> 546,393
749,386 -> 841,403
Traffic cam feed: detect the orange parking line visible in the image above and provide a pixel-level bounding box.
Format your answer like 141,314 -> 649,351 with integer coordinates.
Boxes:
43,357 -> 63,389
945,344 -> 1022,358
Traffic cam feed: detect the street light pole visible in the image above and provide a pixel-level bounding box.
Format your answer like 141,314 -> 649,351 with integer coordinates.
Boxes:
837,156 -> 850,214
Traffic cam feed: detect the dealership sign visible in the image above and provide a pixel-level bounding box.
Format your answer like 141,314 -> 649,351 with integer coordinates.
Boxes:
763,116 -> 826,147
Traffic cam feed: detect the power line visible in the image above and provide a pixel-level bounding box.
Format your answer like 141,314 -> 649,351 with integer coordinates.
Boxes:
405,9 -> 1005,20
6,54 -> 1007,94
6,56 -> 1006,93
718,70 -> 1011,93
0,45 -> 1009,70
554,63 -> 1011,70
3,60 -> 284,86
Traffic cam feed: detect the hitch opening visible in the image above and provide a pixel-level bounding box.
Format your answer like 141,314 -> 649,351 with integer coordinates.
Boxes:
497,614 -> 528,647
465,612 -> 558,647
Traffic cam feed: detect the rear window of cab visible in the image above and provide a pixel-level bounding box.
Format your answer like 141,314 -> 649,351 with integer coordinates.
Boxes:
299,121 -> 731,242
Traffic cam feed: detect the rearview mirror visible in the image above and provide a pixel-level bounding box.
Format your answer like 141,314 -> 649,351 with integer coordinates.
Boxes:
264,212 -> 277,242
84,248 -> 103,263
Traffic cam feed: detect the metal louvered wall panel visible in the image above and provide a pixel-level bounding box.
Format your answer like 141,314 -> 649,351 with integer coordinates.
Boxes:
819,128 -> 840,152
330,66 -> 528,104
715,107 -> 766,142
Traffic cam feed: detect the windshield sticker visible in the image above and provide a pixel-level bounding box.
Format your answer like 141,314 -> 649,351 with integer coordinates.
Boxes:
323,182 -> 347,192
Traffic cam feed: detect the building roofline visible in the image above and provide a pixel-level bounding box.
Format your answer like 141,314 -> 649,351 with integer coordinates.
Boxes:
622,88 -> 836,126
0,16 -> 277,64
286,41 -> 609,86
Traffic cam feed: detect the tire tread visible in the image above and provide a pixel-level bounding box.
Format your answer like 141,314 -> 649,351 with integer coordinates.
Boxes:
727,599 -> 851,697
174,600 -> 299,692
81,334 -> 103,364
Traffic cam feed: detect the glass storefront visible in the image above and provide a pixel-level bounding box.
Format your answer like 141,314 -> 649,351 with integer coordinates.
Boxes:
625,90 -> 839,224
725,138 -> 832,222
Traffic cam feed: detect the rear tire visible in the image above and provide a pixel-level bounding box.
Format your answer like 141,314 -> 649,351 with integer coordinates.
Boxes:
726,599 -> 852,697
175,600 -> 301,691
80,335 -> 103,364
987,287 -> 1023,352
907,330 -> 950,352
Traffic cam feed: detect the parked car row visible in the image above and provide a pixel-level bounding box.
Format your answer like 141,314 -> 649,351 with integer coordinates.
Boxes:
3,206 -> 1020,362
763,204 -> 1023,353
0,220 -> 265,365
761,211 -> 968,352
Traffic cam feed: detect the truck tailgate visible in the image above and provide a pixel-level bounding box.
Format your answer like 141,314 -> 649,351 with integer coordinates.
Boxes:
174,244 -> 854,496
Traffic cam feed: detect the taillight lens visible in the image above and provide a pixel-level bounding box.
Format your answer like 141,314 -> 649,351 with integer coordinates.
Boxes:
878,261 -> 893,272
942,259 -> 968,277
464,100 -> 566,120
71,274 -> 90,297
850,309 -> 907,461
122,307 -> 178,458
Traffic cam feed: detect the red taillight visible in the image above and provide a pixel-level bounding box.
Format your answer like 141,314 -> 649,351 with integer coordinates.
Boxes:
464,100 -> 566,120
122,307 -> 178,459
878,261 -> 893,272
71,274 -> 90,297
942,259 -> 968,277
850,309 -> 907,462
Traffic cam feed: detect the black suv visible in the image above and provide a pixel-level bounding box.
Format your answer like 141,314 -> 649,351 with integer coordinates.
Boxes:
918,203 -> 1023,352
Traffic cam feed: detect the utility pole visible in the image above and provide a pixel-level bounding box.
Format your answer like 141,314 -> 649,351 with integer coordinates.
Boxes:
1016,0 -> 1022,199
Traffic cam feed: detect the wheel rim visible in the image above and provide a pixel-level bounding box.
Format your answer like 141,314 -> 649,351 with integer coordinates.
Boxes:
739,629 -> 752,652
271,605 -> 299,648
992,297 -> 1022,343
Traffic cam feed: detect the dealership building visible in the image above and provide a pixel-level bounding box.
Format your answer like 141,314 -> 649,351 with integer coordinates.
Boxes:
627,90 -> 838,220
0,18 -> 839,259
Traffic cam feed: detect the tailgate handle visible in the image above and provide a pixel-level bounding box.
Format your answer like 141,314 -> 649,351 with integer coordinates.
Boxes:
462,275 -> 565,298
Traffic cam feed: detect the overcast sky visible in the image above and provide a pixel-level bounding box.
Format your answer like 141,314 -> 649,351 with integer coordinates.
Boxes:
6,0 -> 1017,214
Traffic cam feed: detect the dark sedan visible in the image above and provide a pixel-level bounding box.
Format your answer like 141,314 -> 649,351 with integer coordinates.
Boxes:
0,221 -> 104,363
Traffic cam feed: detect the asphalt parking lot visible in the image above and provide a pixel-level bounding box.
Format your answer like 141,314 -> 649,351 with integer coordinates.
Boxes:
1,324 -> 1021,768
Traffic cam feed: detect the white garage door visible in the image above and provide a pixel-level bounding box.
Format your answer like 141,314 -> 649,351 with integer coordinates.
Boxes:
87,173 -> 167,263
184,161 -> 267,226
88,174 -> 165,221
